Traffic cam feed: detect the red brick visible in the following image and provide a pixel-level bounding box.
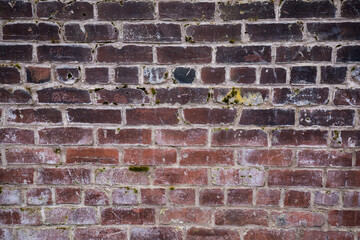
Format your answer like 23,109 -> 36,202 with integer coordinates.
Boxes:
26,188 -> 52,205
272,129 -> 327,146
0,208 -> 41,225
227,189 -> 252,205
183,108 -> 237,124
65,23 -> 118,42
301,230 -> 353,240
337,46 -> 360,62
98,1 -> 154,20
246,23 -> 302,42
0,67 -> 20,84
298,150 -> 352,167
199,189 -> 224,206
0,1 -> 32,19
186,24 -> 241,43
96,88 -> 149,105
230,67 -> 256,84
240,109 -> 295,126
268,169 -> 323,187
74,228 -> 126,240
187,228 -> 240,240
326,170 -> 360,188
37,1 -> 93,20
159,1 -> 215,20
55,188 -> 81,204
0,168 -> 34,184
212,168 -> 265,186
219,1 -> 275,20
124,148 -> 176,165
159,208 -> 211,224
67,108 -> 121,124
280,0 -> 335,18
155,129 -> 207,146
273,88 -> 329,106
201,67 -> 226,84
126,108 -> 178,125
98,129 -> 151,145
3,23 -> 59,41
332,130 -> 360,148
101,208 -> 155,225
169,189 -> 195,205
357,151 -> 360,166
7,108 -> 62,124
0,128 -> 34,144
155,87 -> 209,105
6,148 -> 61,165
271,211 -> 325,227
112,188 -> 138,205
0,188 -> 22,205
154,168 -> 207,185
37,45 -> 92,62
284,190 -> 311,208
276,46 -> 332,62
17,229 -> 70,240
181,148 -> 234,166
329,210 -> 360,226
45,207 -> 97,225
217,46 -> 271,63
0,45 -> 32,61
238,149 -> 292,167
115,67 -> 139,84
38,168 -> 90,185
314,191 -> 339,206
299,109 -> 355,126
256,189 -> 281,206
37,87 -> 91,104
343,191 -> 360,207
84,189 -> 109,206
141,189 -> 166,205
212,129 -> 267,146
124,24 -> 181,43
131,227 -> 182,240
95,168 -> 150,185
334,89 -> 360,106
85,67 -> 109,84
215,209 -> 267,226
26,66 -> 51,84
66,148 -> 118,165
97,45 -> 152,63
244,229 -> 296,240
260,67 -> 286,84
157,47 -> 212,64
39,127 -> 93,145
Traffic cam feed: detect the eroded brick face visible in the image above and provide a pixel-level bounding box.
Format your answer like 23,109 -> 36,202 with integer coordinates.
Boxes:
0,0 -> 359,237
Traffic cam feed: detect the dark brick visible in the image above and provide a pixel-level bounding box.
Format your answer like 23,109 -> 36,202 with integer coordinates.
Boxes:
246,23 -> 302,42
155,87 -> 209,105
55,188 -> 81,204
3,23 -> 59,41
273,88 -> 329,106
215,209 -> 267,226
7,108 -> 62,124
0,88 -> 32,104
284,190 -> 311,208
301,230 -> 353,240
240,109 -> 295,126
290,66 -> 317,85
96,89 -> 149,105
260,67 -> 286,84
0,45 -> 32,61
329,210 -> 360,226
37,1 -> 93,20
201,67 -> 225,84
56,67 -> 80,84
268,169 -> 323,187
37,88 -> 91,104
341,0 -> 360,18
216,46 -> 271,63
39,127 -> 93,145
0,1 -> 32,19
65,24 -> 118,42
183,108 -> 237,124
187,228 -> 240,240
0,168 -> 34,184
334,89 -> 360,105
126,108 -> 178,125
308,22 -> 360,41
230,67 -> 256,84
98,1 -> 154,20
0,67 -> 20,84
131,227 -> 182,240
85,68 -> 109,84
157,47 -> 212,64
26,67 -> 51,84
155,129 -> 207,146
212,129 -> 267,146
213,88 -> 269,105
337,46 -> 360,62
101,208 -> 155,225
200,189 -> 224,206
331,130 -> 360,148
97,45 -> 152,63
185,24 -> 241,43
98,129 -> 151,145
74,228 -> 125,240
227,189 -> 253,205
280,0 -> 335,18
321,66 -> 347,84
298,150 -> 352,167
115,67 -> 139,84
84,189 -> 109,206
219,1 -> 275,20
272,129 -> 327,146
123,24 -> 181,43
276,46 -> 332,62
159,1 -> 215,20
299,109 -> 355,126
37,45 -> 92,62
67,109 -> 122,124
0,128 -> 34,144
173,67 -> 196,84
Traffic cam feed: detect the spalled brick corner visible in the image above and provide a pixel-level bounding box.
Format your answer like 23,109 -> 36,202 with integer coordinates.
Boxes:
0,0 -> 360,239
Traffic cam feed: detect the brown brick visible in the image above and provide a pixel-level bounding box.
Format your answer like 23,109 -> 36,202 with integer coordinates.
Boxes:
0,168 -> 34,185
26,188 -> 52,205
112,188 -> 138,205
6,148 -> 61,165
326,170 -> 360,188
244,229 -> 296,240
268,169 -> 323,187
217,46 -> 271,63
159,1 -> 215,20
84,189 -> 109,206
85,67 -> 109,84
331,130 -> 360,148
7,108 -> 62,124
0,88 -> 31,104
284,190 -> 311,208
66,148 -> 119,165
131,227 -> 182,240
39,127 -> 93,145
65,23 -> 118,42
67,108 -> 121,124
314,191 -> 339,207
169,189 -> 195,205
159,208 -> 211,224
256,189 -> 281,206
272,129 -> 327,146
329,210 -> 360,226
271,211 -> 325,227
199,189 -> 224,206
280,0 -> 335,18
37,1 -> 93,20
124,148 -> 176,165
154,168 -> 208,185
74,228 -> 126,240
124,24 -> 181,43
38,168 -> 90,185
97,45 -> 152,63
180,149 -> 233,166
212,129 -> 267,146
0,128 -> 34,144
155,129 -> 207,146
3,23 -> 59,41
26,67 -> 51,84
187,228 -> 240,240
0,208 -> 41,225
38,87 -> 90,104
0,67 -> 20,84
219,2 -> 275,20
157,47 -> 212,64
141,189 -> 166,205
212,168 -> 265,186
96,88 -> 149,105
227,189 -> 253,205
98,129 -> 151,145
98,1 -> 155,20
343,191 -> 360,207
101,208 -> 155,225
0,187 -> 22,205
238,149 -> 292,167
17,229 -> 71,240
215,209 -> 267,226
126,108 -> 178,125
186,24 -> 241,43
301,231 -> 353,240
276,46 -> 332,62
45,207 -> 97,225
55,188 -> 81,204
37,45 -> 92,62
298,150 -> 352,167
95,168 -> 150,185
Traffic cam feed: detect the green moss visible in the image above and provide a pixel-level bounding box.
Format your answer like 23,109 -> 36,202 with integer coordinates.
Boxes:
164,72 -> 169,79
155,100 -> 160,104
169,186 -> 175,190
0,187 -> 2,194
94,88 -> 103,92
229,39 -> 235,44
129,166 -> 149,172
333,130 -> 340,140
185,36 -> 195,43
137,87 -> 148,94
54,148 -> 61,154
103,101 -> 109,105
151,88 -> 157,95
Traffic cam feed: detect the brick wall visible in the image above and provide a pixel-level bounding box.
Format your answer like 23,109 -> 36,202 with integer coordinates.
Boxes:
0,0 -> 360,239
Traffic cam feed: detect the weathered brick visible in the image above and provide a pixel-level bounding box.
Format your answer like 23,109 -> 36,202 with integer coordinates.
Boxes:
0,88 -> 31,104
215,209 -> 267,226
244,229 -> 296,240
217,46 -> 271,63
159,208 -> 211,224
84,189 -> 109,206
308,22 -> 360,41
290,66 -> 317,85
260,67 -> 286,84
26,66 -> 51,84
284,190 -> 310,208
219,2 -> 275,20
0,45 -> 32,61
314,191 -> 339,206
85,67 -> 109,84
276,46 -> 332,62
331,130 -> 360,148
326,170 -> 360,188
321,66 -> 347,84
183,108 -> 237,124
333,89 -> 360,105
341,0 -> 360,18
39,127 -> 93,145
230,67 -> 256,84
37,1 -> 93,20
45,207 -> 97,225
271,211 -> 325,227
299,109 -> 354,126
6,148 -> 61,165
159,1 -> 215,20
66,148 -> 119,165
298,150 -> 352,167
0,1 -> 32,19
301,230 -> 353,240
124,148 -> 176,165
74,228 -> 126,240
124,24 -> 181,43
280,0 -> 335,18
227,189 -> 252,205
238,149 -> 292,166
141,189 -> 166,205
37,87 -> 90,104
37,45 -> 92,62
0,128 -> 34,144
187,228 -> 240,240
154,168 -> 207,185
201,67 -> 226,84
268,169 -> 323,187
256,189 -> 281,206
155,87 -> 209,105
157,47 -> 212,64
95,168 -> 150,185
3,23 -> 59,41
56,67 -> 80,84
67,109 -> 121,124
97,45 -> 152,63
131,227 -> 182,240
169,189 -> 195,205
273,88 -> 329,106
26,188 -> 52,205
272,129 -> 327,146
112,188 -> 138,205
65,23 -> 118,42
0,188 -> 22,205
212,168 -> 265,186
343,191 -> 360,207
337,46 -> 360,62
186,24 -> 241,43
98,129 -> 151,145
38,168 -> 90,185
155,129 -> 207,146
7,108 -> 62,124
180,149 -> 233,166
328,210 -> 360,226
96,88 -> 149,105
240,109 -> 295,126
126,108 -> 178,125
17,229 -> 70,240
212,129 -> 267,146
143,67 -> 167,84
199,189 -> 224,206
55,188 -> 81,204
114,67 -> 138,84
101,208 -> 155,225
98,1 -> 154,20
0,208 -> 41,225
0,67 -> 20,84
247,23 -> 302,42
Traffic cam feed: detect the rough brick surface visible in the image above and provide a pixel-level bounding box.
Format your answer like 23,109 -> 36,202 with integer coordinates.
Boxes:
1,0 -> 358,235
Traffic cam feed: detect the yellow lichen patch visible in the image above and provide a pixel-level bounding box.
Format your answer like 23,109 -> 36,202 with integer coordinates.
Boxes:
222,88 -> 264,105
